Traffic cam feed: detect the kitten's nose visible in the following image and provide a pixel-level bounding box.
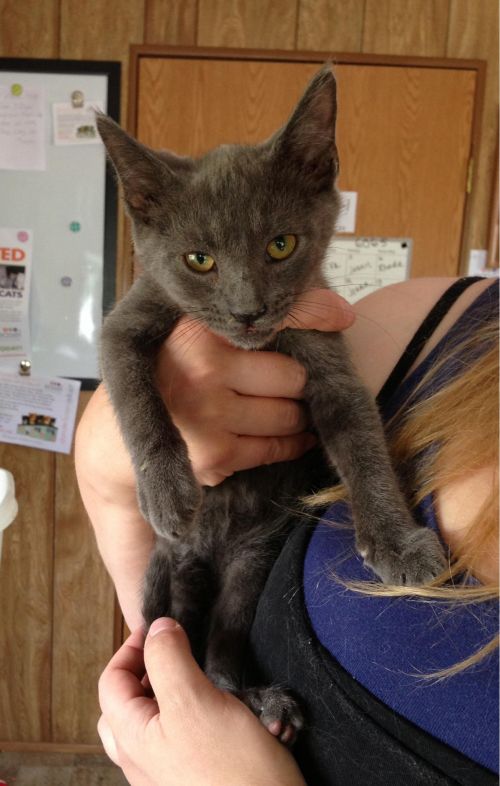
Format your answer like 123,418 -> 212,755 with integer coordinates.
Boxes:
230,305 -> 268,326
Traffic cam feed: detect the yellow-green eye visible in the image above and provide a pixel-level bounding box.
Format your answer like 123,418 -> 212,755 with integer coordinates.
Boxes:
185,252 -> 216,273
266,234 -> 297,261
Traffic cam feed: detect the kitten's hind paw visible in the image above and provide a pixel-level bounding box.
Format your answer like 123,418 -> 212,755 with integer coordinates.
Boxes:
360,526 -> 447,586
238,687 -> 303,747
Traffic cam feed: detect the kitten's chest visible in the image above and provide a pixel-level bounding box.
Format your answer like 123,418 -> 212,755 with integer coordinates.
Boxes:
193,448 -> 328,557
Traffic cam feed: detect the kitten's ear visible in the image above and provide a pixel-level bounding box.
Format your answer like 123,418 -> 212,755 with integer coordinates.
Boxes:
272,65 -> 339,191
96,114 -> 187,221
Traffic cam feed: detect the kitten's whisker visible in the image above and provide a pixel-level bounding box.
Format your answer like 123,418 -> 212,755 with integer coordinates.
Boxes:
177,322 -> 208,358
147,314 -> 205,347
289,300 -> 404,351
171,321 -> 206,354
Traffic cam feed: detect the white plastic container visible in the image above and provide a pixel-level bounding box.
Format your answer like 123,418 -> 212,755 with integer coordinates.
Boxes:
0,469 -> 18,562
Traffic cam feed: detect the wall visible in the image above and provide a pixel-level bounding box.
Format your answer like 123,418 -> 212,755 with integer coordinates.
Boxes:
0,0 -> 498,749
1,0 -> 498,255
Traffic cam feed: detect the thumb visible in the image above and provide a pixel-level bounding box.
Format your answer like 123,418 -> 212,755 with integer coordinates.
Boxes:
144,618 -> 216,710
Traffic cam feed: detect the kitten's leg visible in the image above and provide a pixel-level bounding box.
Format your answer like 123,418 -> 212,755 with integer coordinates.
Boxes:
101,275 -> 202,539
204,550 -> 303,745
142,538 -> 216,664
279,329 -> 446,585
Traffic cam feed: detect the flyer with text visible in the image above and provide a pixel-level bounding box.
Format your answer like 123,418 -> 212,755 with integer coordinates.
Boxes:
0,227 -> 32,358
0,372 -> 81,454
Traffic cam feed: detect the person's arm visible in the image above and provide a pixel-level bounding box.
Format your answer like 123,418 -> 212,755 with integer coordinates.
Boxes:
97,619 -> 308,786
75,289 -> 354,629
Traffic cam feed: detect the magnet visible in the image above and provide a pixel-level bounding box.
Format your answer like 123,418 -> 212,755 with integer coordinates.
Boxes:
60,276 -> 72,287
69,221 -> 81,233
71,90 -> 84,108
17,231 -> 29,243
19,359 -> 31,376
11,83 -> 23,97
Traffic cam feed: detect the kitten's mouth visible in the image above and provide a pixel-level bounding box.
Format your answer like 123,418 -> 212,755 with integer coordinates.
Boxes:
227,323 -> 278,349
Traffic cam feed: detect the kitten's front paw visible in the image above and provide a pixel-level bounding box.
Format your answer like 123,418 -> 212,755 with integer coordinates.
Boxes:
360,526 -> 447,586
238,687 -> 303,747
137,459 -> 202,538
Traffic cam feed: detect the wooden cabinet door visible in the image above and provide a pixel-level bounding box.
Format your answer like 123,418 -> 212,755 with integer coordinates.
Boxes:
134,51 -> 480,279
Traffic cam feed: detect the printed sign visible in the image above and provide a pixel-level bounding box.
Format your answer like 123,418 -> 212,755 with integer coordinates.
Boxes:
0,228 -> 32,357
0,372 -> 81,454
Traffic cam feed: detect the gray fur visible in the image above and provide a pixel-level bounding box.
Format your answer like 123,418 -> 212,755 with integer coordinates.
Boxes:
97,66 -> 445,742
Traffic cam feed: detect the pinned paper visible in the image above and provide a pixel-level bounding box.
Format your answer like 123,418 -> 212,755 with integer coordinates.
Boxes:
0,84 -> 45,170
337,192 -> 358,234
0,227 -> 32,358
468,249 -> 499,278
0,372 -> 81,454
52,100 -> 104,145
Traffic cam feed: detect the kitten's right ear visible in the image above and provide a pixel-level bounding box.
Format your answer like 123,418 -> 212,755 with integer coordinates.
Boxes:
96,114 -> 183,221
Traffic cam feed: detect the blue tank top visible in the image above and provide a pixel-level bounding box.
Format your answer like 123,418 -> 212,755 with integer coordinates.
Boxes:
303,282 -> 499,773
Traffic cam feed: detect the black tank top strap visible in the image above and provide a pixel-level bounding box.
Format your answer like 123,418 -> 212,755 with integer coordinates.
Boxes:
377,277 -> 484,408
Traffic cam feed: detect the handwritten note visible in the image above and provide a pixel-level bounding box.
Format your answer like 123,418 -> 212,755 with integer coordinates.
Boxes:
324,237 -> 412,303
0,84 -> 45,170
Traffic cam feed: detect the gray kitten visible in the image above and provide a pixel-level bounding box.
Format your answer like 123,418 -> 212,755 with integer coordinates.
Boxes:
97,66 -> 445,743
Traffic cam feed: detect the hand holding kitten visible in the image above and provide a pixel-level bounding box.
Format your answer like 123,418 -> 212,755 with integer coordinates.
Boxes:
98,619 -> 307,786
78,288 -> 353,497
155,288 -> 355,485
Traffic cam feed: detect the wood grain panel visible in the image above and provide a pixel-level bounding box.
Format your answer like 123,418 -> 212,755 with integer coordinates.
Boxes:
138,56 -> 476,279
0,0 -> 59,58
297,0 -> 365,53
363,0 -> 449,56
138,58 -> 319,154
60,0 -> 144,122
197,0 -> 297,49
145,0 -> 198,45
335,64 -> 475,276
447,0 -> 499,253
0,445 -> 54,742
51,394 -> 116,744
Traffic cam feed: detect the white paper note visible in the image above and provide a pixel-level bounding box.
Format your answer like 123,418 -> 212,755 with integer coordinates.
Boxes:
0,84 -> 45,170
324,237 -> 412,302
52,100 -> 104,145
0,227 -> 32,358
0,372 -> 81,454
337,192 -> 358,234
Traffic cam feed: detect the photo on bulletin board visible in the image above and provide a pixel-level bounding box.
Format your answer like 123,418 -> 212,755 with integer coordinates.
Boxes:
0,57 -> 120,390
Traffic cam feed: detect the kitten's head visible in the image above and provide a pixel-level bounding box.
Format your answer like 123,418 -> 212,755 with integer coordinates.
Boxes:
97,66 -> 340,349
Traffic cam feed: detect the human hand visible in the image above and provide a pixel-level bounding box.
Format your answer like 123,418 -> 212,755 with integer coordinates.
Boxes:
156,288 -> 354,485
98,618 -> 307,786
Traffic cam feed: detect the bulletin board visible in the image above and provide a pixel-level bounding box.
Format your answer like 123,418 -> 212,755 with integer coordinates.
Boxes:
0,58 -> 120,389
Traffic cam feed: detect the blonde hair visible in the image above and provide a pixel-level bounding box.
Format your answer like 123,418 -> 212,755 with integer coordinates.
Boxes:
307,315 -> 499,677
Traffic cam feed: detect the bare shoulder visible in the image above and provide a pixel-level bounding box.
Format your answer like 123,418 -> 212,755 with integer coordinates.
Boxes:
344,277 -> 492,395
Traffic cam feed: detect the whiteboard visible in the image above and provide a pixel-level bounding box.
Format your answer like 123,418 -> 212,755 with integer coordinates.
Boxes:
0,58 -> 120,389
324,237 -> 412,303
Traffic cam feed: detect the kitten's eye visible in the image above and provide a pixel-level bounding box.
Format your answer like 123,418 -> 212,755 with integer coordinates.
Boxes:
266,234 -> 297,261
185,252 -> 216,273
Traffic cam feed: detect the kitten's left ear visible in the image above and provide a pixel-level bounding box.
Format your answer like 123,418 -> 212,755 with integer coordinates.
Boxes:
272,65 -> 339,191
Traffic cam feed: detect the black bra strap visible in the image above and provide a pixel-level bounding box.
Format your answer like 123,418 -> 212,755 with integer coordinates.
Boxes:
377,277 -> 484,407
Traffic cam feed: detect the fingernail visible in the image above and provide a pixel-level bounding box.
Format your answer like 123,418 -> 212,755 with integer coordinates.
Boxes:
149,617 -> 179,636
